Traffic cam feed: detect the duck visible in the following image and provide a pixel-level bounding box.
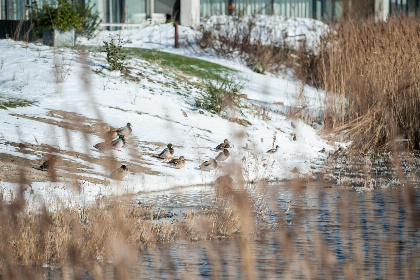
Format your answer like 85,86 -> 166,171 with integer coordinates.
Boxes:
40,161 -> 49,171
110,164 -> 129,181
168,156 -> 186,169
158,143 -> 174,161
215,148 -> 230,162
117,123 -> 133,136
93,141 -> 111,152
267,145 -> 279,154
215,139 -> 230,151
103,128 -> 118,141
94,135 -> 126,152
112,134 -> 126,151
200,158 -> 218,171
39,156 -> 57,171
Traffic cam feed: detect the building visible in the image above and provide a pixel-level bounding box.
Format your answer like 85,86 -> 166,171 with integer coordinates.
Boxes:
1,0 -> 419,26
201,0 -> 419,20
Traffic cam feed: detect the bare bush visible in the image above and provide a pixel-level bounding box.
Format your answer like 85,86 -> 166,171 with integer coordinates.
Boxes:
197,16 -> 298,74
53,51 -> 73,85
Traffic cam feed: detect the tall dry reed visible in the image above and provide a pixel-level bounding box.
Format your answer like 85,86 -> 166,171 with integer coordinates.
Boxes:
320,16 -> 420,151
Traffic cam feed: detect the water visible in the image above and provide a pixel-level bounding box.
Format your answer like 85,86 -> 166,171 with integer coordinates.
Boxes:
130,183 -> 420,279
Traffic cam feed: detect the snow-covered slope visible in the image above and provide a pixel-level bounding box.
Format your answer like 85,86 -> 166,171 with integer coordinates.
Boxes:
0,17 -> 329,208
82,16 -> 326,113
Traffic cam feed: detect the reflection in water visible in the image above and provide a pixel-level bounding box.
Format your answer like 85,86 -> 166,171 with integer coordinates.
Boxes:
131,184 -> 420,279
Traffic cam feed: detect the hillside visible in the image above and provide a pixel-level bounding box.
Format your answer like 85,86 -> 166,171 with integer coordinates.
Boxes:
0,21 -> 329,208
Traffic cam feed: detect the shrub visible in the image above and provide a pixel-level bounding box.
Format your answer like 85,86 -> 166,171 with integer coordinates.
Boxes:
103,35 -> 126,71
195,76 -> 244,115
73,0 -> 101,39
31,0 -> 101,39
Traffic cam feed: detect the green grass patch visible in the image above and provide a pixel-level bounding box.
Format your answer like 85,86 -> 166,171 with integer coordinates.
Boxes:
125,48 -> 237,80
85,46 -> 238,81
0,96 -> 37,109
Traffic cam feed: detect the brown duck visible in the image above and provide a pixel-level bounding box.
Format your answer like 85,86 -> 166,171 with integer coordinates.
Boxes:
110,164 -> 129,181
94,135 -> 126,152
168,156 -> 186,169
215,148 -> 230,161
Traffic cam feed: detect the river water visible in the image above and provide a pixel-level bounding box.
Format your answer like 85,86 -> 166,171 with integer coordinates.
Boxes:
129,182 -> 420,279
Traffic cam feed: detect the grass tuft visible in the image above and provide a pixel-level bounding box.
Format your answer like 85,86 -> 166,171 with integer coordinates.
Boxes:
0,96 -> 37,109
195,76 -> 244,115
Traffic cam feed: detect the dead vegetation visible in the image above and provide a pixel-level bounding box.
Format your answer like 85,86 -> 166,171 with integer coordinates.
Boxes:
0,167 -> 419,279
319,17 -> 420,152
198,16 -> 420,153
197,16 -> 304,74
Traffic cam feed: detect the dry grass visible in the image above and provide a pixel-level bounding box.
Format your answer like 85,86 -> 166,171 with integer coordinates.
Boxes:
0,185 -> 252,278
319,16 -> 420,152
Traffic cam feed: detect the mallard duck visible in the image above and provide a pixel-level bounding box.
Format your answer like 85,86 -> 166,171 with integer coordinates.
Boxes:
103,129 -> 118,141
215,139 -> 230,151
200,158 -> 217,171
267,145 -> 279,154
94,135 -> 126,152
215,148 -> 230,162
112,134 -> 126,151
93,141 -> 111,152
168,156 -> 186,169
110,164 -> 129,181
117,123 -> 133,136
158,143 -> 174,161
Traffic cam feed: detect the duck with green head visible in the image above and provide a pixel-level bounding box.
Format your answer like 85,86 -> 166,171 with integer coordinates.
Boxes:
158,143 -> 174,161
117,123 -> 133,136
215,139 -> 230,151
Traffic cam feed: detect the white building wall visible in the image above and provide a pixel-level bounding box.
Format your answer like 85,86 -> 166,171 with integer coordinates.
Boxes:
375,0 -> 389,21
181,0 -> 200,28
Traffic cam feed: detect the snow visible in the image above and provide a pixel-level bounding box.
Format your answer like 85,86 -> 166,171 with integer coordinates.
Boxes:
0,15 -> 331,210
82,15 -> 326,109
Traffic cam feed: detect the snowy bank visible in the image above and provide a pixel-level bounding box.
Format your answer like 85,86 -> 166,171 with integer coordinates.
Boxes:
0,16 -> 329,209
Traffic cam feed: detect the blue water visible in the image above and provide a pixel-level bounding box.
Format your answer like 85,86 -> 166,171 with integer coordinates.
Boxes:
131,184 -> 420,279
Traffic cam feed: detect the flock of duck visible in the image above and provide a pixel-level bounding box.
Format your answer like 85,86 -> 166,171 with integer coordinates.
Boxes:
40,122 -> 280,181
91,123 -> 236,180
